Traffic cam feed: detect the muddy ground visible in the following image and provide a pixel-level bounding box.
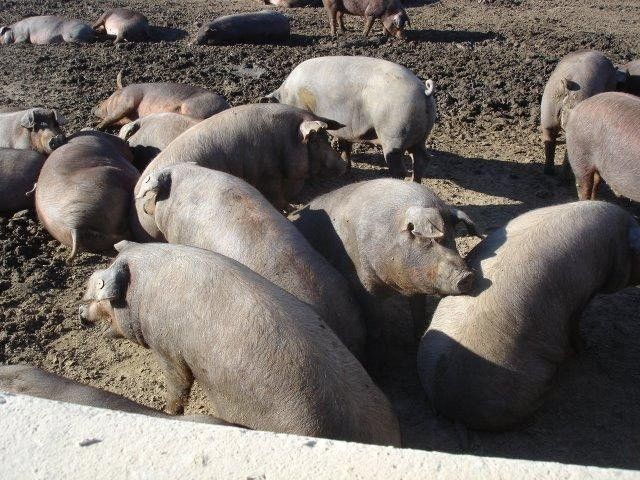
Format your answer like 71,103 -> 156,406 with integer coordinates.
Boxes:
1,0 -> 639,470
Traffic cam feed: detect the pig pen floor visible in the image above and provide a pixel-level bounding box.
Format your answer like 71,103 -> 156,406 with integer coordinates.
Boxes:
1,0 -> 639,470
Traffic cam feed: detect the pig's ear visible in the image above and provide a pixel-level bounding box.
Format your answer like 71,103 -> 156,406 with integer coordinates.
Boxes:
404,206 -> 444,239
0,27 -> 10,36
114,240 -> 137,253
19,110 -> 35,129
119,120 -> 140,141
425,79 -> 435,96
300,120 -> 329,143
451,208 -> 482,238
116,70 -> 125,89
317,117 -> 345,131
560,77 -> 580,93
93,263 -> 130,302
52,110 -> 66,126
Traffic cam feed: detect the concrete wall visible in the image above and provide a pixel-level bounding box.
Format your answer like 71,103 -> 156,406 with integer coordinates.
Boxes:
0,392 -> 637,480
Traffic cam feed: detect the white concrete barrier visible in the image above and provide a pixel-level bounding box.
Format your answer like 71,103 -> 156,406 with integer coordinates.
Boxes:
0,392 -> 636,480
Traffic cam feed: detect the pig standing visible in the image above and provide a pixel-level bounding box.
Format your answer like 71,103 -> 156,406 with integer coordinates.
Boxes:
0,108 -> 66,154
321,0 -> 410,37
194,10 -> 290,45
0,16 -> 95,44
0,365 -> 233,425
118,113 -> 199,170
35,131 -> 139,262
565,92 -> 640,202
289,179 -> 478,347
417,201 -> 640,430
540,50 -> 617,175
135,164 -> 366,359
92,8 -> 150,43
0,148 -> 45,212
133,103 -> 346,236
93,75 -> 229,129
618,59 -> 640,96
264,56 -> 436,182
79,241 -> 401,446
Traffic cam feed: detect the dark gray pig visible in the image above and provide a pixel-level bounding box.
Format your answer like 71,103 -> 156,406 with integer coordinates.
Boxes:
618,59 -> 640,96
0,108 -> 66,154
0,16 -> 95,44
194,10 -> 290,45
0,148 -> 45,212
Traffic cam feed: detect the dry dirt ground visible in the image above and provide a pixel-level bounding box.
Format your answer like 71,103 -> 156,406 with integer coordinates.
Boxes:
1,0 -> 639,470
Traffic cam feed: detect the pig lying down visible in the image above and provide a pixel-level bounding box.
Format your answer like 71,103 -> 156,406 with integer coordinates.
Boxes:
35,131 -> 139,262
418,201 -> 640,430
0,149 -> 45,213
0,108 -> 66,154
565,92 -> 640,203
0,16 -> 95,44
93,74 -> 229,129
0,365 -> 234,426
194,10 -> 290,45
321,0 -> 410,38
93,8 -> 150,44
265,56 -> 436,182
80,241 -> 401,446
135,163 -> 366,359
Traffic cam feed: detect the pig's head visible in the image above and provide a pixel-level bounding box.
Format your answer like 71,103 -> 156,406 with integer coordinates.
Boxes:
20,108 -> 66,154
79,260 -> 146,346
300,119 -> 346,178
135,168 -> 173,217
382,9 -> 410,39
93,72 -> 125,123
193,23 -> 217,45
0,26 -> 15,44
367,206 -> 478,297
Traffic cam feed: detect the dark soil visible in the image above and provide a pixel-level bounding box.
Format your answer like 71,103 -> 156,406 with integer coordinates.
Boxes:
1,0 -> 639,470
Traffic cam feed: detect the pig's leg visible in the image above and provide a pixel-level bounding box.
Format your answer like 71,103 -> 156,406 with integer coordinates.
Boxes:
559,150 -> 574,185
92,12 -> 108,30
410,295 -> 427,341
95,98 -> 136,129
575,170 -> 594,201
113,32 -> 125,44
66,229 -> 81,264
326,8 -> 338,36
336,139 -> 352,173
542,127 -> 559,175
590,171 -> 602,200
363,17 -> 375,36
409,145 -> 429,183
337,11 -> 346,32
384,148 -> 408,179
159,356 -> 194,415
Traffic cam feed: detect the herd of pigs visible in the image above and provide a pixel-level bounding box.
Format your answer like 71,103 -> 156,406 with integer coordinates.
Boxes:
0,2 -> 640,448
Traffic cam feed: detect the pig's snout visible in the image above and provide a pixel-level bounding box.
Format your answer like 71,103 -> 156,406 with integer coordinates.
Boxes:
78,304 -> 91,326
48,134 -> 66,151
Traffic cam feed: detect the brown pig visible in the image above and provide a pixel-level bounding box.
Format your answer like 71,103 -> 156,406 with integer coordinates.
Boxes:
565,92 -> 640,202
133,104 -> 346,235
322,0 -> 410,37
79,241 -> 401,446
0,148 -> 45,212
135,163 -> 366,359
0,108 -> 66,154
0,364 -> 233,426
35,131 -> 139,262
92,8 -> 150,44
540,50 -> 617,175
417,201 -> 640,430
93,75 -> 229,129
289,179 -> 478,350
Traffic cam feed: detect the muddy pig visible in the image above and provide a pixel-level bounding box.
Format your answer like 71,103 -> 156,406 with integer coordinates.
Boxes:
194,10 -> 290,45
321,0 -> 409,37
135,163 -> 366,359
264,56 -> 435,181
565,92 -> 640,202
93,74 -> 229,129
289,178 -> 478,348
0,108 -> 66,154
618,59 -> 640,96
119,113 -> 199,170
133,104 -> 346,230
540,50 -> 617,175
0,148 -> 45,212
0,16 -> 95,44
418,201 -> 640,431
93,8 -> 150,43
35,131 -> 139,262
0,365 -> 237,425
79,241 -> 401,445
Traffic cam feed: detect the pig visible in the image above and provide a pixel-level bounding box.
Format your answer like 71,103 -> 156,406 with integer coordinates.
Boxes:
565,92 -> 640,202
92,8 -> 150,44
617,59 -> 640,96
93,74 -> 230,129
133,103 -> 346,237
35,131 -> 139,262
0,16 -> 95,44
118,113 -> 199,170
540,50 -> 617,175
79,241 -> 401,446
261,0 -> 300,6
417,201 -> 640,431
321,0 -> 410,37
194,10 -> 290,45
0,364 -> 234,426
135,163 -> 366,359
289,178 -> 478,347
263,56 -> 436,182
0,108 -> 66,154
0,148 -> 45,213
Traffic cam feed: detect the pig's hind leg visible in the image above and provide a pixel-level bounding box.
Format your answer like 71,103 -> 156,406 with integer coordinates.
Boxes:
409,145 -> 430,183
158,355 -> 195,415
